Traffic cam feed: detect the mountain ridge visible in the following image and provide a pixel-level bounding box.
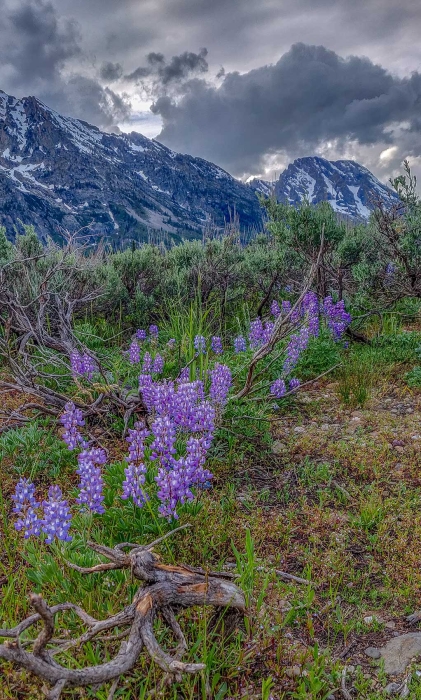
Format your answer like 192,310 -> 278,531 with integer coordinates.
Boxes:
0,90 -> 399,243
0,90 -> 262,243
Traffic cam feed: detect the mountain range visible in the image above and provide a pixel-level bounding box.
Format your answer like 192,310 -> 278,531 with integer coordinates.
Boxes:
0,90 -> 399,244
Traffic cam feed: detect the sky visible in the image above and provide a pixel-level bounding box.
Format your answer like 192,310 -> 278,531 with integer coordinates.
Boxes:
1,0 -> 421,184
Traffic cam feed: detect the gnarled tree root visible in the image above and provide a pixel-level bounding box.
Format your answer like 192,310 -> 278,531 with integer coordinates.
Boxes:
0,529 -> 245,698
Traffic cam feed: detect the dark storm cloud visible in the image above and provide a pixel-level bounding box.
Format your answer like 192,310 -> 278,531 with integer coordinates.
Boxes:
126,48 -> 209,88
64,77 -> 131,125
2,0 -> 81,82
99,61 -> 124,82
0,0 -> 131,128
153,43 -> 421,176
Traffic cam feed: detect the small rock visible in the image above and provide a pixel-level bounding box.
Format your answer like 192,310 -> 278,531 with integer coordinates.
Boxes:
385,621 -> 396,630
411,435 -> 421,440
272,440 -> 287,455
392,440 -> 405,447
351,416 -> 361,422
364,615 -> 374,624
285,665 -> 301,678
376,632 -> 421,674
294,426 -> 306,434
321,423 -> 331,431
365,646 -> 381,659
385,682 -> 403,695
394,446 -> 405,453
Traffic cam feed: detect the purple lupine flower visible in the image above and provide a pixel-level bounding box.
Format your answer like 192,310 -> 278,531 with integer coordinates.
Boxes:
270,378 -> 287,398
155,431 -> 214,519
130,370 -> 220,518
178,366 -> 190,382
281,300 -> 292,316
138,373 -> 155,411
70,350 -> 82,376
209,363 -> 232,406
129,341 -> 141,364
234,335 -> 247,353
41,485 -> 72,544
132,374 -> 217,519
150,414 -> 177,467
152,354 -> 164,374
322,297 -> 352,341
194,335 -> 206,354
262,321 -> 275,344
60,402 -> 85,450
76,447 -> 106,514
70,351 -> 97,380
302,291 -> 320,337
283,326 -> 310,375
211,336 -> 223,354
289,378 -> 301,391
249,318 -> 264,349
281,299 -> 302,324
284,285 -> 292,292
12,479 -> 41,539
149,324 -> 159,340
136,329 -> 147,341
142,352 -> 152,374
270,300 -> 281,318
167,338 -> 176,349
122,422 -> 150,508
290,306 -> 302,323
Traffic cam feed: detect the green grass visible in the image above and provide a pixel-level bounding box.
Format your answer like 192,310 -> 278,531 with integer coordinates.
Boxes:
3,317 -> 421,698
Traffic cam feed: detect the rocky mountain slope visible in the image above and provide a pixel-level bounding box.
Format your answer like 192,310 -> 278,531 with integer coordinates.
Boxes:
248,156 -> 398,221
0,90 -> 262,244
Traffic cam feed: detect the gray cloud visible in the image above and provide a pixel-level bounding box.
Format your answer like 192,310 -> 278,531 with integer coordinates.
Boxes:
126,48 -> 209,89
2,0 -> 81,84
153,43 -> 421,177
0,0 -> 131,128
99,61 -> 123,82
0,0 -> 421,184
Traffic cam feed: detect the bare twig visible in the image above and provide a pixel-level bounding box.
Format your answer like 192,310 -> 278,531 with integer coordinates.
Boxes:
341,667 -> 353,700
275,570 -> 316,586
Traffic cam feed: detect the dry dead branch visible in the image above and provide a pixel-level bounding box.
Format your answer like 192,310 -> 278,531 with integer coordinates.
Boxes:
0,529 -> 245,699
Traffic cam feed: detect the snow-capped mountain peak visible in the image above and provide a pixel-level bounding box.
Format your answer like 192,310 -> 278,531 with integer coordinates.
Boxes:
273,156 -> 398,220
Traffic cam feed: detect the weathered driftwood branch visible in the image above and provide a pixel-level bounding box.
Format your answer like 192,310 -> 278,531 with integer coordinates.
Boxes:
0,529 -> 245,699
